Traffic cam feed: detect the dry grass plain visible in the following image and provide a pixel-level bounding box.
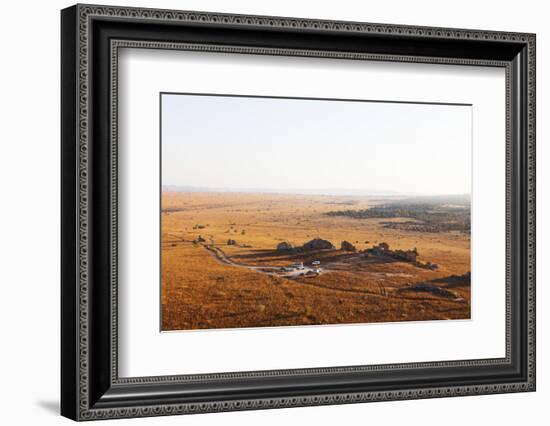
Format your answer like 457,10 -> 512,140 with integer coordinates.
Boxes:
161,191 -> 471,331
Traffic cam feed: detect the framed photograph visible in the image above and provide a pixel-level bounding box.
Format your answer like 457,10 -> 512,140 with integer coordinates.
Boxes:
61,4 -> 536,421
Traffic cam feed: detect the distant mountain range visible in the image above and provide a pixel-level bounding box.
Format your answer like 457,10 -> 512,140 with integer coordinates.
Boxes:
162,185 -> 470,199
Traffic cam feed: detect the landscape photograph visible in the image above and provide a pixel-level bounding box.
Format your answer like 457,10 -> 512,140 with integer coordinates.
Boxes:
161,93 -> 472,331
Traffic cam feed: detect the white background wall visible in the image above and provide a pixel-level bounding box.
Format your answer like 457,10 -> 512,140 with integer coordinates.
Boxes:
0,0 -> 546,424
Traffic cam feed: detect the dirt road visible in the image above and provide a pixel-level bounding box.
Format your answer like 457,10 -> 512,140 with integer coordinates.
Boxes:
201,243 -> 323,279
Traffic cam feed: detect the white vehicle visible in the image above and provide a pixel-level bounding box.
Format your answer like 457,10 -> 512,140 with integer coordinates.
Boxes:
311,260 -> 321,266
290,262 -> 304,270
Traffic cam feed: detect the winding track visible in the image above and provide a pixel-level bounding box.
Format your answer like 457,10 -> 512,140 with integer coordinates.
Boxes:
201,243 -> 322,279
199,243 -> 395,298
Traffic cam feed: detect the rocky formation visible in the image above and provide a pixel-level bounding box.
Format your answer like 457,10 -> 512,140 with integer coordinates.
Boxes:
422,261 -> 439,270
367,242 -> 389,256
340,241 -> 357,252
366,243 -> 418,263
302,238 -> 335,251
392,248 -> 418,262
433,271 -> 470,287
378,242 -> 390,251
399,283 -> 460,300
276,238 -> 336,252
276,241 -> 294,251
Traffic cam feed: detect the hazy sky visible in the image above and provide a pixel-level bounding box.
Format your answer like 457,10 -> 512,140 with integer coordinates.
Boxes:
161,93 -> 471,196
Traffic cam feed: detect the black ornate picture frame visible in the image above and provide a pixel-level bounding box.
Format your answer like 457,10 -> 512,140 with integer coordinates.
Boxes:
61,4 -> 536,421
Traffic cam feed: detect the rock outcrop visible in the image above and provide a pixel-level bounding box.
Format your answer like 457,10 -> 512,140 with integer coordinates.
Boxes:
399,283 -> 459,299
377,242 -> 389,251
302,238 -> 335,251
276,241 -> 294,251
392,248 -> 418,262
340,240 -> 357,252
366,243 -> 418,263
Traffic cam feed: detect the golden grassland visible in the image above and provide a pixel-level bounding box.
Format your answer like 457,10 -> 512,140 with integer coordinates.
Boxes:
161,191 -> 471,331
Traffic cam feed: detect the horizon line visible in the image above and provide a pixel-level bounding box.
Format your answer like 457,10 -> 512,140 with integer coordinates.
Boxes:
162,185 -> 471,198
